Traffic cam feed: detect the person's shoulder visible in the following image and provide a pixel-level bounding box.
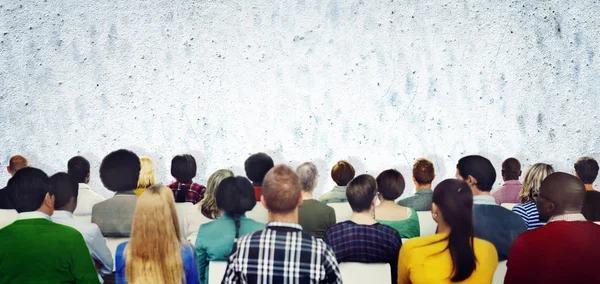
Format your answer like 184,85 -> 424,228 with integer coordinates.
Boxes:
473,238 -> 497,253
375,222 -> 401,235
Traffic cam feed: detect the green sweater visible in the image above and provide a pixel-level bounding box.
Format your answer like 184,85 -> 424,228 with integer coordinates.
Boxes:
0,218 -> 100,283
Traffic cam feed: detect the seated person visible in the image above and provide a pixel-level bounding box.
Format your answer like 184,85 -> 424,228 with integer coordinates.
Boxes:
320,160 -> 356,204
505,173 -> 600,283
397,158 -> 435,211
491,158 -> 522,204
0,155 -> 29,209
325,174 -> 402,284
512,163 -> 554,230
574,157 -> 600,221
456,155 -> 526,261
398,179 -> 498,284
92,149 -> 141,237
184,169 -> 234,243
296,162 -> 336,238
244,152 -> 274,201
50,172 -> 113,276
68,156 -> 105,216
168,154 -> 206,204
0,167 -> 99,283
116,185 -> 198,284
134,156 -> 156,196
375,169 -> 420,238
195,176 -> 265,284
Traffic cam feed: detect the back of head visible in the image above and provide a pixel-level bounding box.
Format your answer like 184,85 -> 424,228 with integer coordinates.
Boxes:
574,157 -> 599,184
100,149 -> 141,193
171,154 -> 197,183
413,158 -> 435,185
127,185 -> 183,283
456,155 -> 496,191
50,172 -> 79,211
502,158 -> 521,181
216,176 -> 257,240
262,165 -> 302,213
537,172 -> 586,222
67,156 -> 90,184
432,179 -> 475,282
244,153 -> 274,183
8,155 -> 29,175
137,156 -> 156,189
296,162 -> 318,192
518,163 -> 554,203
346,174 -> 377,212
7,167 -> 51,213
201,169 -> 235,219
376,169 -> 405,201
331,160 -> 355,186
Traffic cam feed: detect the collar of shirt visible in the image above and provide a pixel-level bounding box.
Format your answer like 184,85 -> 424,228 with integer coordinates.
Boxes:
332,185 -> 346,192
473,195 -> 497,205
79,183 -> 91,191
51,210 -> 74,220
267,221 -> 303,232
548,213 -> 587,223
415,189 -> 432,195
503,180 -> 522,186
18,211 -> 51,221
115,190 -> 136,196
222,213 -> 249,220
252,181 -> 262,186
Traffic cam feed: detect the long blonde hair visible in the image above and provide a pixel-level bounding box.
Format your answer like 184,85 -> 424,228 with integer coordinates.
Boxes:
126,185 -> 184,284
518,163 -> 555,203
199,169 -> 234,219
135,157 -> 156,196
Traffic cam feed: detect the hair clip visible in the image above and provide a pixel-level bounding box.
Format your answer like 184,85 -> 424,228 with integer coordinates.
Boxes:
457,187 -> 462,192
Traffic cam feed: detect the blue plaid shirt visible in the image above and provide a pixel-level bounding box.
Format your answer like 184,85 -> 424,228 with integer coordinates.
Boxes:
222,222 -> 342,284
324,221 -> 402,284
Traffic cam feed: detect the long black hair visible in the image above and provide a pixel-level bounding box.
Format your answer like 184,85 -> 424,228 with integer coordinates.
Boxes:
215,176 -> 257,256
431,179 -> 476,282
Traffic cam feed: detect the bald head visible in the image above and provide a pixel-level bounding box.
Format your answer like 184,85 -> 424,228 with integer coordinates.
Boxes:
7,155 -> 29,176
501,158 -> 521,181
537,172 -> 586,221
262,165 -> 302,213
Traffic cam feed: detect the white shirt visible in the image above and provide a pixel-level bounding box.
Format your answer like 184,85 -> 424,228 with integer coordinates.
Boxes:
184,203 -> 216,244
51,210 -> 113,275
0,209 -> 18,229
73,183 -> 106,216
18,211 -> 51,220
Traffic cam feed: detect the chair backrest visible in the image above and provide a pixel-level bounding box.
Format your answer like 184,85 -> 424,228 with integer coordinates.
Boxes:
595,222 -> 600,225
339,262 -> 391,284
246,203 -> 269,224
0,209 -> 18,229
105,237 -> 129,268
416,211 -> 437,237
73,215 -> 92,223
174,202 -> 194,236
328,203 -> 353,223
501,203 -> 518,210
208,261 -> 228,284
492,260 -> 507,284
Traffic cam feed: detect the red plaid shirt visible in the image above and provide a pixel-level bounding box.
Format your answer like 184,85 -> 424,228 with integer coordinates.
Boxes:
167,181 -> 206,204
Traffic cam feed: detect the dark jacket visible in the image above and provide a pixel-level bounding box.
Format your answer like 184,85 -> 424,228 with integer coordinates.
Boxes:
473,204 -> 527,261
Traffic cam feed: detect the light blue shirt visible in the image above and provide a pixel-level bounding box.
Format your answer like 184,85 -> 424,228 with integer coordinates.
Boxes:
473,195 -> 498,205
52,210 -> 113,275
319,186 -> 348,204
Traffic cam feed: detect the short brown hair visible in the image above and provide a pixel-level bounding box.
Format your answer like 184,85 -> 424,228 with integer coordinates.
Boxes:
346,174 -> 377,212
413,158 -> 435,185
376,169 -> 405,200
331,160 -> 355,186
9,155 -> 29,173
262,165 -> 302,213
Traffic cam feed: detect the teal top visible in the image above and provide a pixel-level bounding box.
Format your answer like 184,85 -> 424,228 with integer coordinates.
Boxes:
195,213 -> 265,284
319,186 -> 348,204
376,208 -> 420,239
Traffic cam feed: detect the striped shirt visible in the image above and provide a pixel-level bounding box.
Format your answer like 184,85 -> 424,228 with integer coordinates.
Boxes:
222,222 -> 343,284
512,201 -> 546,230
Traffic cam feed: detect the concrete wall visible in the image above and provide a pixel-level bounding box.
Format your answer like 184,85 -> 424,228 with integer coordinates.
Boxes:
1,0 -> 599,198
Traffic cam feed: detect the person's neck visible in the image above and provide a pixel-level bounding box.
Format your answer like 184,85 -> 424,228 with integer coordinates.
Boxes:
377,199 -> 396,207
415,184 -> 431,190
437,221 -> 451,234
268,209 -> 298,224
585,184 -> 594,191
350,210 -> 376,225
37,207 -> 53,216
301,191 -> 314,200
472,187 -> 492,196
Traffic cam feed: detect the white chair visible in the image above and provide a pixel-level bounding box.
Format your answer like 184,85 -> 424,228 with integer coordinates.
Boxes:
416,211 -> 437,237
501,203 -> 518,210
105,237 -> 129,267
595,222 -> 600,225
339,262 -> 391,284
0,209 -> 18,229
492,261 -> 507,284
73,215 -> 92,223
208,261 -> 228,284
175,202 -> 194,236
328,203 -> 353,223
246,203 -> 269,224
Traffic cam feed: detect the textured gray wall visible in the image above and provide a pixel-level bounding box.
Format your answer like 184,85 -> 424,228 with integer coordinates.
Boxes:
1,1 -> 599,198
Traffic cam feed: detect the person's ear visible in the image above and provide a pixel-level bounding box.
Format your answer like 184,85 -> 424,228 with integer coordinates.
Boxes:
467,175 -> 477,187
44,193 -> 55,210
6,166 -> 11,175
260,195 -> 269,210
519,171 -> 522,177
412,176 -> 417,185
297,194 -> 303,206
86,171 -> 91,182
575,173 -> 580,178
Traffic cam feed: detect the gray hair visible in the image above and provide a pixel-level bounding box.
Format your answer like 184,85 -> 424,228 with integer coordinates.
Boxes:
296,162 -> 318,192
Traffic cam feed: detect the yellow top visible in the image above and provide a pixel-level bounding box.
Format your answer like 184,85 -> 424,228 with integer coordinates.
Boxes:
398,233 -> 498,284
